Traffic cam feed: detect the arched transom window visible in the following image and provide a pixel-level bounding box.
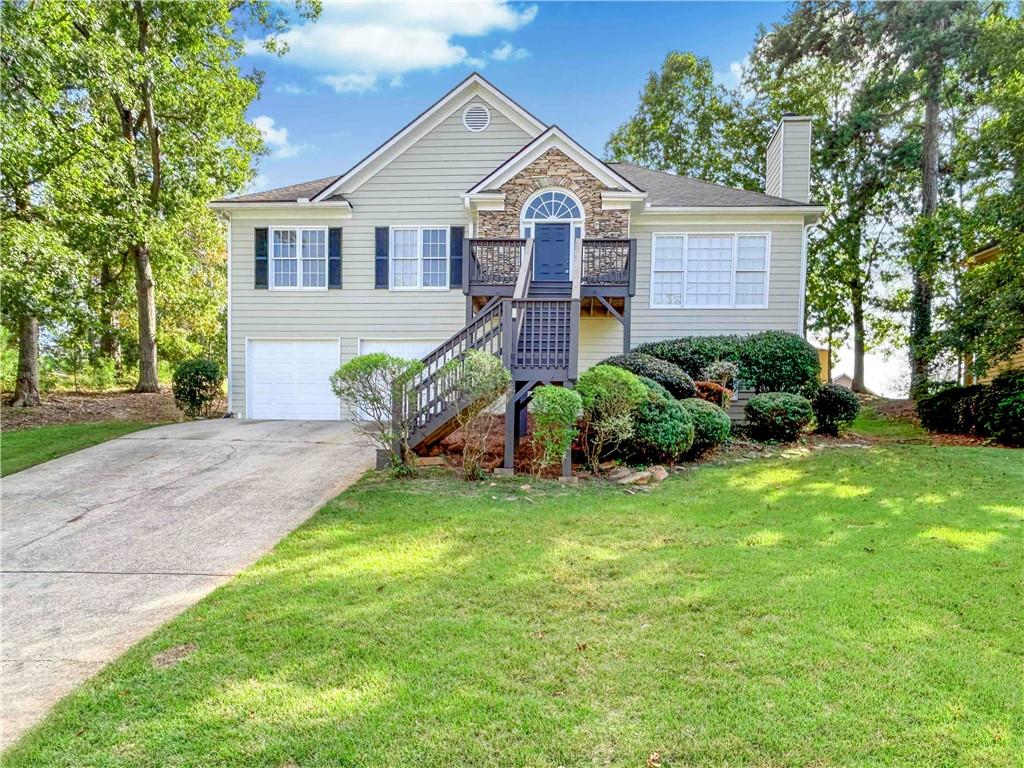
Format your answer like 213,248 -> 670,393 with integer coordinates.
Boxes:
522,190 -> 582,220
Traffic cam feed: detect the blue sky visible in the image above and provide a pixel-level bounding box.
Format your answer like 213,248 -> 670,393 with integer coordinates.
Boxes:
240,1 -> 790,193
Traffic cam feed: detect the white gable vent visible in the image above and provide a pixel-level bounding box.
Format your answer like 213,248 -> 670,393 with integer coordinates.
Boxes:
463,103 -> 491,132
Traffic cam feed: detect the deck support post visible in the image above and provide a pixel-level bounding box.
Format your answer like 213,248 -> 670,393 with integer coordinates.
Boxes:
622,296 -> 631,352
503,391 -> 516,471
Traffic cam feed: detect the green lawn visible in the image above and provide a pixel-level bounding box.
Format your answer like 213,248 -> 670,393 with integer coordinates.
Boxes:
7,443 -> 1021,767
852,401 -> 929,442
0,421 -> 158,476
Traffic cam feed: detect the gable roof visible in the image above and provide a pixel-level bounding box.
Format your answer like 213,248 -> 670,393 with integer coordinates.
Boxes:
311,72 -> 546,202
608,162 -> 809,208
466,126 -> 644,195
212,175 -> 343,204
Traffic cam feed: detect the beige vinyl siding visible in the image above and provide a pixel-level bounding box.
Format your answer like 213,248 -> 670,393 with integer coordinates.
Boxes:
630,213 -> 805,343
228,95 -> 532,416
779,119 -> 811,203
977,343 -> 1024,384
765,129 -> 783,198
578,317 -> 624,372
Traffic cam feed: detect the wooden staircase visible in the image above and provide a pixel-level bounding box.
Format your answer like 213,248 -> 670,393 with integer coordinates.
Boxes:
401,239 -> 582,456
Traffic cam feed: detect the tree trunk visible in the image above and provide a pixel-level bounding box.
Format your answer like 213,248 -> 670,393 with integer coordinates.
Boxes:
99,261 -> 122,372
11,315 -> 41,407
851,294 -> 867,393
132,243 -> 159,392
909,21 -> 944,399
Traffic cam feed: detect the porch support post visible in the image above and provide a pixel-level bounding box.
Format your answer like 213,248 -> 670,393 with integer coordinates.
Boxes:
503,389 -> 516,471
622,296 -> 631,353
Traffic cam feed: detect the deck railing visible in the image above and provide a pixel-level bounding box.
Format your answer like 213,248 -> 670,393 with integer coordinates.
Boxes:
581,239 -> 636,293
465,238 -> 526,286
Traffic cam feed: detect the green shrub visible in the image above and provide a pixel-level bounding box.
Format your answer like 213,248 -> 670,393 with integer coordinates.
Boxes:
627,377 -> 694,464
679,397 -> 731,457
812,384 -> 861,436
330,352 -> 425,464
745,392 -> 813,442
916,385 -> 984,434
737,331 -> 820,397
975,370 -> 1024,447
448,350 -> 511,480
171,359 -> 224,418
528,385 -> 583,476
598,352 -> 696,399
635,335 -> 742,379
575,364 -> 647,471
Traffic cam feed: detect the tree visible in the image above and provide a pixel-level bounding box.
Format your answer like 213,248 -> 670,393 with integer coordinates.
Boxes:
745,6 -> 918,391
0,0 -> 96,405
606,52 -> 765,189
63,0 -> 318,392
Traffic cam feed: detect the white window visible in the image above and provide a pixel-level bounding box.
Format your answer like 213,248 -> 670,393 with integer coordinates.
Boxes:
271,227 -> 327,290
650,233 -> 770,309
390,226 -> 449,290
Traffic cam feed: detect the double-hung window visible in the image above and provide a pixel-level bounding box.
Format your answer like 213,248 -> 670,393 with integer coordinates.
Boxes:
270,227 -> 327,289
651,233 -> 769,308
390,226 -> 449,289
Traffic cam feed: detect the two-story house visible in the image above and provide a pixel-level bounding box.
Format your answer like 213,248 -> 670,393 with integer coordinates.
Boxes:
211,73 -> 822,466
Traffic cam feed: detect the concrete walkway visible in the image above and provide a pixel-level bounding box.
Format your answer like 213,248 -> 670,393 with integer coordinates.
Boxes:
0,419 -> 373,748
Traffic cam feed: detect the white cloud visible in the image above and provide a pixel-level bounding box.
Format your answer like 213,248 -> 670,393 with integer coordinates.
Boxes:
247,1 -> 537,94
275,82 -> 313,96
251,115 -> 307,159
490,41 -> 529,61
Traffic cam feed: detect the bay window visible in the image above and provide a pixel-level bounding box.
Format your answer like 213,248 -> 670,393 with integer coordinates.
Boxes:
390,226 -> 449,289
270,227 -> 327,289
651,233 -> 769,308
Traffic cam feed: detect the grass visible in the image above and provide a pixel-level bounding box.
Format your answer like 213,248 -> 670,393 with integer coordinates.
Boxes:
0,421 -> 158,476
852,401 -> 929,442
6,443 -> 1022,767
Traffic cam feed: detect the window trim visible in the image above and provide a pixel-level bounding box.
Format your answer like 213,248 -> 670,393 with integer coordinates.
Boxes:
388,225 -> 451,291
649,231 -> 771,310
268,225 -> 329,291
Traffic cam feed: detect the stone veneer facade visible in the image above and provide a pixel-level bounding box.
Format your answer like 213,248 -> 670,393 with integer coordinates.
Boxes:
476,148 -> 629,238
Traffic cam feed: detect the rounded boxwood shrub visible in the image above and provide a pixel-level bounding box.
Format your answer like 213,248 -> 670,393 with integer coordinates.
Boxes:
528,385 -> 583,475
634,335 -> 742,380
627,377 -> 695,464
679,397 -> 731,457
745,392 -> 813,442
975,370 -> 1024,446
575,364 -> 648,469
599,352 -> 696,399
172,358 -> 224,418
737,331 -> 820,397
812,383 -> 861,436
916,384 -> 985,434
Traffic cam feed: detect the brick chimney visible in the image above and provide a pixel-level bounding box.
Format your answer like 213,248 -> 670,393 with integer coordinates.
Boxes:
765,115 -> 812,203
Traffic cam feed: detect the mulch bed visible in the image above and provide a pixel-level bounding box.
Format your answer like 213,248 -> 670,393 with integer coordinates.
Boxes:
0,390 -> 184,432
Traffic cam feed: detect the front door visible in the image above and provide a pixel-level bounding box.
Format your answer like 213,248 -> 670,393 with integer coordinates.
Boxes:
534,223 -> 570,282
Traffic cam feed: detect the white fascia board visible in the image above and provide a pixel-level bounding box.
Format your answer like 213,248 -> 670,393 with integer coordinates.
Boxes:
462,192 -> 506,211
601,191 -> 647,210
312,74 -> 547,202
467,127 -> 643,195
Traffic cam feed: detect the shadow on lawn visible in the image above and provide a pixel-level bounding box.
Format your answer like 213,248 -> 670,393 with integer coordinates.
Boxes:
8,445 -> 1023,767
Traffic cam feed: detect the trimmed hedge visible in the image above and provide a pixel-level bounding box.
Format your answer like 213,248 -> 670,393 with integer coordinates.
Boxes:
917,385 -> 985,434
694,380 -> 730,408
679,397 -> 731,456
812,384 -> 861,436
920,371 -> 1024,446
636,331 -> 821,399
736,330 -> 820,397
627,377 -> 695,464
598,353 -> 697,399
634,335 -> 742,380
745,392 -> 813,442
171,358 -> 223,418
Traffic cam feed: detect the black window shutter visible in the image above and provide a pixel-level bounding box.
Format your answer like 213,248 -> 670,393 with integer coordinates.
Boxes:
254,228 -> 268,289
449,226 -> 464,289
328,227 -> 342,288
374,227 -> 389,288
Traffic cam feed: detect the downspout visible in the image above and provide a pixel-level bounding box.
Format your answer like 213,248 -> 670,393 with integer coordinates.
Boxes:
797,220 -> 813,336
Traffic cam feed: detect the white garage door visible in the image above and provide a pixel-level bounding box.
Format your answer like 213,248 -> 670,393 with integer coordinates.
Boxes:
359,339 -> 442,360
247,339 -> 341,420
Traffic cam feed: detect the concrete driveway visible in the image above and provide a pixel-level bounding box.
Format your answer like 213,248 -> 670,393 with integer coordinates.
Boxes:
0,419 -> 373,748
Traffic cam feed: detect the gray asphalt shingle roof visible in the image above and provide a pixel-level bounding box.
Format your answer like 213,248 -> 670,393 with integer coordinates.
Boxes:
607,162 -> 807,207
213,176 -> 343,203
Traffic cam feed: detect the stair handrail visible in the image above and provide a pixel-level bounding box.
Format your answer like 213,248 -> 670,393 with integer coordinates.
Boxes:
513,238 -> 534,300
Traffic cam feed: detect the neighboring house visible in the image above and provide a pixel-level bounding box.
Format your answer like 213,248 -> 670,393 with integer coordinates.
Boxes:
964,242 -> 1023,384
832,373 -> 875,396
210,73 -> 822,468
